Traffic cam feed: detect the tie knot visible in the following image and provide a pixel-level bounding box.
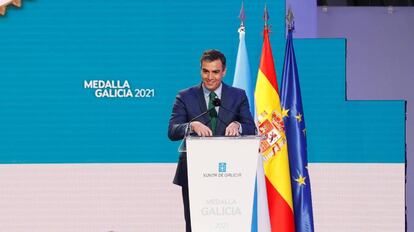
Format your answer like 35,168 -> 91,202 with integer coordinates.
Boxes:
209,91 -> 217,99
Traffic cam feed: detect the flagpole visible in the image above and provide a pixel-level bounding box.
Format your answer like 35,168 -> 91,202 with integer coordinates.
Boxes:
255,4 -> 296,232
281,8 -> 316,232
233,3 -> 271,230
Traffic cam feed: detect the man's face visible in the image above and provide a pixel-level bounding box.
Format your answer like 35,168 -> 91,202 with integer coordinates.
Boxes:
201,59 -> 226,91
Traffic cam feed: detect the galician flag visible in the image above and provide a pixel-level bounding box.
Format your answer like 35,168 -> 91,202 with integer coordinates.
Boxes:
232,2 -> 271,231
232,5 -> 254,115
254,6 -> 295,232
281,15 -> 315,232
233,27 -> 255,115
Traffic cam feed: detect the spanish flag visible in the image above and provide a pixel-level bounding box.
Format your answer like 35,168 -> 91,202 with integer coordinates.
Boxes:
254,18 -> 295,232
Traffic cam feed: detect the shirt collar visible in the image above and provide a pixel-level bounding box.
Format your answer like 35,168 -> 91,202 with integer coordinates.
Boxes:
202,82 -> 222,99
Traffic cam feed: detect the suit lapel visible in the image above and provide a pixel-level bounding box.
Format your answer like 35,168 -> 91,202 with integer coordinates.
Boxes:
216,83 -> 229,135
195,84 -> 210,126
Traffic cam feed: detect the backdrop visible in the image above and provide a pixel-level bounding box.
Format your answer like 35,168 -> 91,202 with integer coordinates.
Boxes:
0,0 -> 405,231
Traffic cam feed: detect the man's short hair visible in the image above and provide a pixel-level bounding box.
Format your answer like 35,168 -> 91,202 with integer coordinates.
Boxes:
200,49 -> 226,69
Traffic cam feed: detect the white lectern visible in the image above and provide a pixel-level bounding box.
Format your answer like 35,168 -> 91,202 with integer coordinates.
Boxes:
186,136 -> 260,232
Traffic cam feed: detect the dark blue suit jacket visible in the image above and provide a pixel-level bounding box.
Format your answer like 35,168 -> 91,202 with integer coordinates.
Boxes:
168,82 -> 256,186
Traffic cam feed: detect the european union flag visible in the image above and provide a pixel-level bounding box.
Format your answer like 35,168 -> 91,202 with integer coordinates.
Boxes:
281,26 -> 315,232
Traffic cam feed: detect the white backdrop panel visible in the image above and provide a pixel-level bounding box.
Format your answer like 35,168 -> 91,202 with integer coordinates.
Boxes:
0,163 -> 405,231
309,163 -> 405,232
0,164 -> 184,232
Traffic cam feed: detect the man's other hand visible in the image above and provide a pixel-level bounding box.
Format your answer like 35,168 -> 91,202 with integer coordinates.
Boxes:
225,121 -> 240,136
190,121 -> 213,137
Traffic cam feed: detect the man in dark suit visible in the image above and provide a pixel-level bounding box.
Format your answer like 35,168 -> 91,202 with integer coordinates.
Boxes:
168,49 -> 256,232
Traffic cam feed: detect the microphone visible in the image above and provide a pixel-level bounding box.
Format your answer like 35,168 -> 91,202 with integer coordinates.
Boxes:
209,98 -> 221,118
212,98 -> 221,107
213,97 -> 221,107
184,98 -> 221,137
212,97 -> 257,135
178,99 -> 220,152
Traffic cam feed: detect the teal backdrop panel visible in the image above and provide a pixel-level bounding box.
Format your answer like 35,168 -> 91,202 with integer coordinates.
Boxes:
0,1 -> 404,163
0,0 -> 283,163
293,39 -> 405,163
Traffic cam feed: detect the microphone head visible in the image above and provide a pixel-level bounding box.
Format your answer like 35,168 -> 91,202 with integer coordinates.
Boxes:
212,98 -> 221,107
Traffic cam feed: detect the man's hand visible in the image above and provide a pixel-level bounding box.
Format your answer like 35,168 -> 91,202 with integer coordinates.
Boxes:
190,121 -> 213,137
225,121 -> 240,136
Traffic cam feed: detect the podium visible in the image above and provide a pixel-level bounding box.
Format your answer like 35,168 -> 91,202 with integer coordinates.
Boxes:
186,136 -> 260,232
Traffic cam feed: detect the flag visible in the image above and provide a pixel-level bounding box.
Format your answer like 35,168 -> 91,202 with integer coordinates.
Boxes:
232,3 -> 271,231
254,8 -> 295,232
281,26 -> 315,232
232,6 -> 254,115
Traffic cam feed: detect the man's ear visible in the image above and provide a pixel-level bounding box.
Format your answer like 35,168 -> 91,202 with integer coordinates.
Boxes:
222,68 -> 227,76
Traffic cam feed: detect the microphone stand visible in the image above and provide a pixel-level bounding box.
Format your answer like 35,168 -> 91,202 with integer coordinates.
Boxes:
213,98 -> 258,135
178,101 -> 220,152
